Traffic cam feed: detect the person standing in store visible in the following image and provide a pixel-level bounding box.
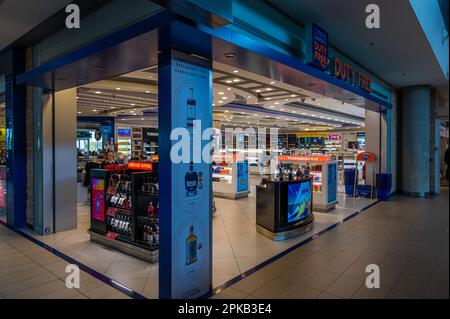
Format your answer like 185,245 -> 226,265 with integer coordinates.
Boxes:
101,151 -> 117,168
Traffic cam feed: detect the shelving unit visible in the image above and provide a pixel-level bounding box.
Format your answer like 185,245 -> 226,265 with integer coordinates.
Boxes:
131,127 -> 143,158
89,164 -> 159,262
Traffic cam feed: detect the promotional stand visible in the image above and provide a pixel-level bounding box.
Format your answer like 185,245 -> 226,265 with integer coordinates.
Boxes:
212,154 -> 249,199
278,155 -> 338,212
256,178 -> 314,241
89,162 -> 159,262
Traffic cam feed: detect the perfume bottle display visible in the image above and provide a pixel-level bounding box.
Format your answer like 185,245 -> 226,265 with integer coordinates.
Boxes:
185,162 -> 199,196
185,225 -> 198,265
186,88 -> 196,127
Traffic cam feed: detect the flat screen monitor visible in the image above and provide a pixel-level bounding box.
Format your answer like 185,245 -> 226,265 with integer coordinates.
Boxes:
287,181 -> 312,223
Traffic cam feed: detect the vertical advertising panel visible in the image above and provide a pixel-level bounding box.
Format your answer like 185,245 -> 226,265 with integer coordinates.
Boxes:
327,163 -> 337,204
236,160 -> 248,193
169,50 -> 212,299
91,178 -> 105,222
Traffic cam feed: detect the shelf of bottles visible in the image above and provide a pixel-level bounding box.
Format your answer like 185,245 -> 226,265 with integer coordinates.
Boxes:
310,171 -> 323,193
212,165 -> 233,184
96,168 -> 159,251
105,172 -> 134,241
135,174 -> 159,250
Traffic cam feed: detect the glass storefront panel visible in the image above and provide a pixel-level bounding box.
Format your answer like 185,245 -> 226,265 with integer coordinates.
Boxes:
0,74 -> 6,222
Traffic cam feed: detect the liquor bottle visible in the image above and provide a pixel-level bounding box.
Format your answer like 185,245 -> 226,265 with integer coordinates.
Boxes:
185,225 -> 198,265
184,162 -> 198,196
143,226 -> 148,242
147,202 -> 154,218
154,225 -> 159,244
148,226 -> 153,244
186,88 -> 196,127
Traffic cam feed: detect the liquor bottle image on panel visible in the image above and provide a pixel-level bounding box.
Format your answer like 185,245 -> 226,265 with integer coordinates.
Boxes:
186,225 -> 198,265
185,162 -> 199,196
187,88 -> 196,127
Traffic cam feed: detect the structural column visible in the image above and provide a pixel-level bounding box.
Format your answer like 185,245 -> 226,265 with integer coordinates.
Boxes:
158,22 -> 213,299
4,47 -> 27,228
401,85 -> 431,196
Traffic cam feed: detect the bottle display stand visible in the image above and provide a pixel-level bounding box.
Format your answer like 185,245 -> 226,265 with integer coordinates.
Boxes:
89,164 -> 159,262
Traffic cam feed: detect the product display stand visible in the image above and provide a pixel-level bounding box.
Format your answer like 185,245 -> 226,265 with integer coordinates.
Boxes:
89,163 -> 159,262
278,155 -> 339,212
256,179 -> 314,241
212,154 -> 250,199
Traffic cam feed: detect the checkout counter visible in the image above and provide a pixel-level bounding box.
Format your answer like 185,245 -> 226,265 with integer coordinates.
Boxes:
256,178 -> 314,241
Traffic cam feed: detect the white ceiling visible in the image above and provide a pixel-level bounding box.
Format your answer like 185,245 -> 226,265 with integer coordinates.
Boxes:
0,0 -> 71,51
78,63 -> 366,132
267,0 -> 449,100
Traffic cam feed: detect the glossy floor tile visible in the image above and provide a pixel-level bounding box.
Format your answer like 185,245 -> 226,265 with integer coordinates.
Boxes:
216,188 -> 449,299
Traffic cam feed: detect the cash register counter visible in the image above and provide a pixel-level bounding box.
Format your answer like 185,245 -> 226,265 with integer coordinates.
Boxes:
256,178 -> 314,241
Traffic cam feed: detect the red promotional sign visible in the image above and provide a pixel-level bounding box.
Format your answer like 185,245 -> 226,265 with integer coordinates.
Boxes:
127,161 -> 153,171
356,152 -> 376,162
278,155 -> 331,163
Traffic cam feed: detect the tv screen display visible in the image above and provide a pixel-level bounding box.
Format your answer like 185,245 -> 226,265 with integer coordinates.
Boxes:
287,181 -> 312,223
117,128 -> 131,138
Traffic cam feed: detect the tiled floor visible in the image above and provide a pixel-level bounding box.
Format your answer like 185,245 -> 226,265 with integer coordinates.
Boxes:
5,177 -> 376,299
214,188 -> 449,299
0,224 -> 131,299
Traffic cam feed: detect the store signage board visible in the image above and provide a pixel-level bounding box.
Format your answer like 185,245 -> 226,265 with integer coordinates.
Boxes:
296,132 -> 329,138
356,152 -> 376,162
117,128 -> 131,138
160,49 -> 212,299
328,133 -> 342,140
278,155 -> 331,163
305,23 -> 375,94
127,161 -> 153,171
331,57 -> 372,93
305,23 -> 329,71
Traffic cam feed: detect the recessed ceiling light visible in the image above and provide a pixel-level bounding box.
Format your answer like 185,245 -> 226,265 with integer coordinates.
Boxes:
212,103 -> 215,106
270,105 -> 275,108
232,70 -> 239,73
110,107 -> 115,109
225,80 -> 232,83
77,112 -> 82,114
131,103 -> 135,106
274,102 -> 279,105
93,109 -> 97,112
76,96 -> 79,99
280,108 -> 285,111
254,114 -> 258,116
290,95 -> 296,97
218,92 -> 224,95
232,78 -> 240,82
247,96 -> 252,99
145,90 -> 150,93
95,91 -> 102,94
224,110 -> 229,113
226,87 -> 231,91
116,88 -> 121,90
292,111 -> 296,113
265,98 -> 271,100
266,88 -> 273,91
255,89 -> 261,93
219,100 -> 224,103
221,97 -> 228,100
270,81 -> 275,84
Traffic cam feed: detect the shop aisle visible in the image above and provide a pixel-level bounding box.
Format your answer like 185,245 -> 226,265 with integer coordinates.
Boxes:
15,178 -> 377,299
0,223 -> 130,299
213,189 -> 449,299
